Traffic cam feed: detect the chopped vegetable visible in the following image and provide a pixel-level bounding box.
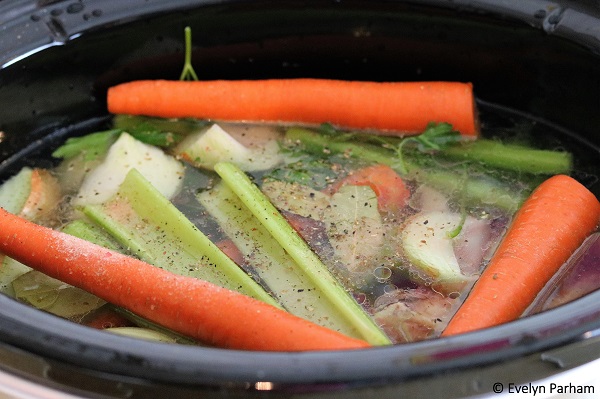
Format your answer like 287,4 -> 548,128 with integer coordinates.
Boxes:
261,180 -> 387,277
440,139 -> 573,175
73,133 -> 185,206
285,127 -> 531,212
326,164 -> 410,214
198,181 -> 371,339
52,129 -> 121,161
0,167 -> 35,214
373,287 -> 457,343
213,162 -> 391,345
83,168 -> 279,307
174,123 -> 282,171
0,167 -> 61,223
61,220 -> 124,252
0,207 -> 371,351
442,175 -> 600,336
107,79 -> 479,135
401,211 -> 476,288
324,185 -> 387,275
22,168 -> 61,222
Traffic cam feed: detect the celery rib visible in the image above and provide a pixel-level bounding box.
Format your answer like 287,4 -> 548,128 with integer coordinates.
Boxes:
285,127 -> 529,212
214,162 -> 391,346
439,139 -> 572,175
83,168 -> 279,308
199,181 -> 369,339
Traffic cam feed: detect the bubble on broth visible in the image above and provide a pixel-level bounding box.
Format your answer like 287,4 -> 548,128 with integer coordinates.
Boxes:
1,100 -> 598,347
373,266 -> 392,283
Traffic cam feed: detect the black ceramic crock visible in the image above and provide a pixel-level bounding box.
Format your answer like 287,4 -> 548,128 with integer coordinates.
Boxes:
0,1 -> 599,398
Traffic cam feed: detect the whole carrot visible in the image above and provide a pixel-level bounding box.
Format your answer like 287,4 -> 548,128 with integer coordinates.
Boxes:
107,79 -> 478,136
0,208 -> 369,351
442,175 -> 600,336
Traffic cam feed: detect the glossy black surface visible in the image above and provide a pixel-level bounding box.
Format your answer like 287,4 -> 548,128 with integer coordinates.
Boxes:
0,1 -> 599,397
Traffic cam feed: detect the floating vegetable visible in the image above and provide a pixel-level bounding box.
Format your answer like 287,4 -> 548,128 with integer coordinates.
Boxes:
0,208 -> 370,351
442,175 -> 600,336
107,79 -> 479,135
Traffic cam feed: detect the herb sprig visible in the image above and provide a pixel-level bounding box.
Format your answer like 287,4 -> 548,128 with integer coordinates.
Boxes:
179,26 -> 199,81
393,122 -> 464,174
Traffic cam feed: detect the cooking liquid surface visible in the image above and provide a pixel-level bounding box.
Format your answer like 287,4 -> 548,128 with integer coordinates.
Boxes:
0,102 -> 599,347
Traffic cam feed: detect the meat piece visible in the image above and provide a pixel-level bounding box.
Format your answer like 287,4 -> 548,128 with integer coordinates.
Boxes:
453,216 -> 494,276
373,287 -> 457,343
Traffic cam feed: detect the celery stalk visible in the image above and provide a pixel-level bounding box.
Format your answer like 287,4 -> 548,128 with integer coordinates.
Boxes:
1,221 -> 119,298
110,307 -> 198,345
213,162 -> 391,345
439,139 -> 572,175
198,182 -> 369,340
285,127 -> 529,212
61,220 -> 124,252
83,168 -> 279,308
62,220 -> 200,344
286,127 -> 392,165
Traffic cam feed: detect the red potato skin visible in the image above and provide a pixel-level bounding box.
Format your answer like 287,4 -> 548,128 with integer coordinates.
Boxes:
20,169 -> 62,222
442,175 -> 600,336
107,79 -> 479,136
325,164 -> 411,214
0,208 -> 370,351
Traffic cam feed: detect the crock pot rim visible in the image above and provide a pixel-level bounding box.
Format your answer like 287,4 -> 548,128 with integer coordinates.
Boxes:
1,277 -> 599,386
1,0 -> 600,69
0,0 -> 599,390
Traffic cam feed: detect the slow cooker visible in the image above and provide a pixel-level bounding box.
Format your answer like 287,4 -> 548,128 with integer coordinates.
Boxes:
0,1 -> 599,398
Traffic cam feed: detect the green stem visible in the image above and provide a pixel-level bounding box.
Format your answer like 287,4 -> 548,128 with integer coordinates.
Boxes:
111,307 -> 198,345
214,161 -> 391,345
198,181 -> 378,340
83,168 -> 279,308
61,220 -> 124,252
112,114 -> 209,143
62,220 -> 200,344
179,26 -> 199,81
285,127 -> 528,212
51,129 -> 120,160
439,139 -> 572,175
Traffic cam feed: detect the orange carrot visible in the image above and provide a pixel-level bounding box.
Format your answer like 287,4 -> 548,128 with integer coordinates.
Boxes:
442,175 -> 600,336
83,306 -> 136,330
107,79 -> 479,136
20,169 -> 61,222
326,164 -> 411,214
0,208 -> 369,351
